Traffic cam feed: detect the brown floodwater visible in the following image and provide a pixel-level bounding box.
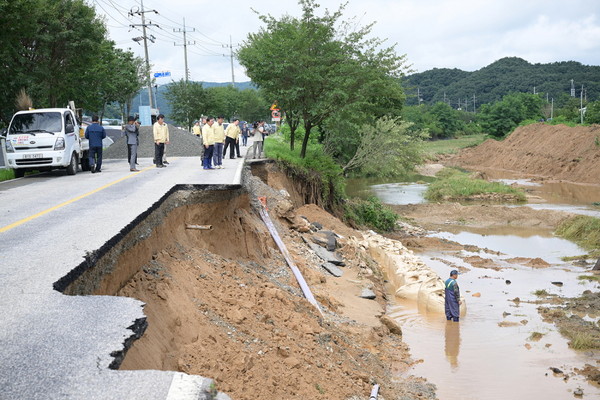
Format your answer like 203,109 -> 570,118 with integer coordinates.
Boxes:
350,174 -> 600,399
390,249 -> 600,400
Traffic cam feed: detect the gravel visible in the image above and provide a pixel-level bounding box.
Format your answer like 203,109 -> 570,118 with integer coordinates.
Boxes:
103,125 -> 203,159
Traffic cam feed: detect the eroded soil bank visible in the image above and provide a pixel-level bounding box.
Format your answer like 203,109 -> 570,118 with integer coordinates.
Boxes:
66,164 -> 436,400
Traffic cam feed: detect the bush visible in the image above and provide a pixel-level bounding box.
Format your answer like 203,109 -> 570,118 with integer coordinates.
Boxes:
344,197 -> 398,232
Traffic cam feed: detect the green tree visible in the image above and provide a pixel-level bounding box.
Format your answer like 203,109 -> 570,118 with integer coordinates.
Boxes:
585,101 -> 600,124
238,0 -> 408,158
479,92 -> 544,137
0,0 -> 143,124
341,117 -> 428,177
164,80 -> 209,130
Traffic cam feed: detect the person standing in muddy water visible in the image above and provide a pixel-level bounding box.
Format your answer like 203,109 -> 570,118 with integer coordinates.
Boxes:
445,270 -> 462,322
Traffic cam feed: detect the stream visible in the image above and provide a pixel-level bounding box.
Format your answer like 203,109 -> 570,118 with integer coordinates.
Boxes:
346,177 -> 600,400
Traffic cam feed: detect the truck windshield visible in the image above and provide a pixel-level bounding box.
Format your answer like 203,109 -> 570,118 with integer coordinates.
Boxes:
10,112 -> 62,135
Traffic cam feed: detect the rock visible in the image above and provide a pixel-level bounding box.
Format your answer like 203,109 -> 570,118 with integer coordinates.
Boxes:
380,315 -> 402,336
472,292 -> 481,297
524,343 -> 532,350
310,221 -> 323,230
360,288 -> 377,300
502,312 -> 511,317
322,263 -> 343,277
303,238 -> 345,266
505,280 -> 511,285
574,388 -> 584,397
550,367 -> 563,374
551,281 -> 564,287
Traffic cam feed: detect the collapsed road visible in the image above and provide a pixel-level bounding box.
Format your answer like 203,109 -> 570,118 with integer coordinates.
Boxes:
0,150 -> 246,399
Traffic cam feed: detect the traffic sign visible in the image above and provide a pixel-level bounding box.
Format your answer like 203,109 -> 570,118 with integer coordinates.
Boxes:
271,110 -> 281,121
154,71 -> 171,78
270,103 -> 279,111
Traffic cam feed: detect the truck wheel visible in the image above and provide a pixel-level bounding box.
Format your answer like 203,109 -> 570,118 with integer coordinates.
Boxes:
81,151 -> 90,171
14,169 -> 25,178
66,153 -> 78,175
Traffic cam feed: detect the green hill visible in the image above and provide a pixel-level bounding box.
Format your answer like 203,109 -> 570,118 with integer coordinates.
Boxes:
403,57 -> 600,108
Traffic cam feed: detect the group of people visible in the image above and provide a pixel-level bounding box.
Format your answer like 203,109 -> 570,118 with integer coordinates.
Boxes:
84,113 -> 271,173
194,117 -> 268,170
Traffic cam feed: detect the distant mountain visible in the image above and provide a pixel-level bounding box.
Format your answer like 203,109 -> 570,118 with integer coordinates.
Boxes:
402,57 -> 600,108
132,81 -> 256,120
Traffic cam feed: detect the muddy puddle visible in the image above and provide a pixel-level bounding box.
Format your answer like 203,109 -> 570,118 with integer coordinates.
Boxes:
350,176 -> 600,399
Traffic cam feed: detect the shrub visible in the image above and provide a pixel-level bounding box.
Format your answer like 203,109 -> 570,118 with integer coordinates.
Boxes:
556,215 -> 600,252
344,197 -> 398,232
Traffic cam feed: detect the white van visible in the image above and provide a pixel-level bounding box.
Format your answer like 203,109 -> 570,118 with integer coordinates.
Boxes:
4,107 -> 90,178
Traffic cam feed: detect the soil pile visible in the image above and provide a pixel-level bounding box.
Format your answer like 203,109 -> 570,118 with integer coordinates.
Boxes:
448,123 -> 600,184
103,125 -> 203,159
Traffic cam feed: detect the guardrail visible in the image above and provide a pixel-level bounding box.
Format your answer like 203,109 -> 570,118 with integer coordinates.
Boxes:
0,135 -> 7,169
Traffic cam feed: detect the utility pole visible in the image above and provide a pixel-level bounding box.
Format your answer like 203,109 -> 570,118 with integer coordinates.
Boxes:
551,98 -> 554,120
130,0 -> 158,110
174,18 -> 195,82
581,84 -> 584,124
473,94 -> 476,114
223,36 -> 236,86
571,79 -> 575,97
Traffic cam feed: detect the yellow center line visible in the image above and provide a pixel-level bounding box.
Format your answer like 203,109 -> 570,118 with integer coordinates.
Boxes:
0,165 -> 156,234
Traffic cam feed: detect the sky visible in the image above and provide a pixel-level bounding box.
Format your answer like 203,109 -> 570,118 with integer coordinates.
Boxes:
90,0 -> 600,84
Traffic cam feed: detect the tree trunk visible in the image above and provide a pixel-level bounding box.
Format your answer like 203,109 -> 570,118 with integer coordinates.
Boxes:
593,258 -> 600,271
300,120 -> 312,159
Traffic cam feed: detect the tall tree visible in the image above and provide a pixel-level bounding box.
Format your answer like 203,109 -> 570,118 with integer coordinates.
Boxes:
164,80 -> 209,130
238,0 -> 409,158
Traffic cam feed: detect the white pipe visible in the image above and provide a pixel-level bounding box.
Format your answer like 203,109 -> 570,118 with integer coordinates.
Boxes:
258,205 -> 323,315
369,384 -> 379,399
185,224 -> 213,230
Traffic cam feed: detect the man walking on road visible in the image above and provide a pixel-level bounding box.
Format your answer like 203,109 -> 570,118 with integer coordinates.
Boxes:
202,117 -> 215,170
153,114 -> 169,168
85,115 -> 106,173
444,270 -> 462,322
223,119 -> 241,159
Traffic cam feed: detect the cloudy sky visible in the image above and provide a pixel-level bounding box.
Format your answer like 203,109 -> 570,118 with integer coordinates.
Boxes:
91,0 -> 600,83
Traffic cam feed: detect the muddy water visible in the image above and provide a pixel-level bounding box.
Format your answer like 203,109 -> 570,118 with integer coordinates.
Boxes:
348,178 -> 600,399
391,249 -> 600,400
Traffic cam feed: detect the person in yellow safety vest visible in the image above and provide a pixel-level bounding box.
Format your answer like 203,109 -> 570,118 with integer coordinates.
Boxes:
192,120 -> 201,136
223,119 -> 241,159
212,116 -> 226,169
202,117 -> 215,170
153,114 -> 169,168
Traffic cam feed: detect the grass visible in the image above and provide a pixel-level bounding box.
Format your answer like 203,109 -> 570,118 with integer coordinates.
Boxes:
555,215 -> 600,255
560,329 -> 599,350
0,169 -> 15,182
424,168 -> 526,202
533,289 -> 549,296
578,275 -> 600,282
422,134 -> 487,156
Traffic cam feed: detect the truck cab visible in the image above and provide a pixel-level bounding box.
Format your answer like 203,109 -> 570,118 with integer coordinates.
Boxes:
4,107 -> 89,178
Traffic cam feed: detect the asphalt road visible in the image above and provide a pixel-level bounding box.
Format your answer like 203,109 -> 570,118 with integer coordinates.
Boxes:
0,148 -> 250,399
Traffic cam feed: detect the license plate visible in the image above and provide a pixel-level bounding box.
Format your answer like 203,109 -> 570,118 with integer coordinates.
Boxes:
22,153 -> 43,159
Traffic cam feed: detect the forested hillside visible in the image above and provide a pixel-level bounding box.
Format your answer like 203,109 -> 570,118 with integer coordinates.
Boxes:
403,57 -> 600,108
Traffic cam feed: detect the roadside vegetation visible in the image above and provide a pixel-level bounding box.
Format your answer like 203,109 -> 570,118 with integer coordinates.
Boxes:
556,215 -> 600,257
0,169 -> 15,182
264,135 -> 400,233
424,168 -> 526,202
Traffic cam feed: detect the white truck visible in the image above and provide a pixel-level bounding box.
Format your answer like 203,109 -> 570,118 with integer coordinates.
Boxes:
3,103 -> 90,178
